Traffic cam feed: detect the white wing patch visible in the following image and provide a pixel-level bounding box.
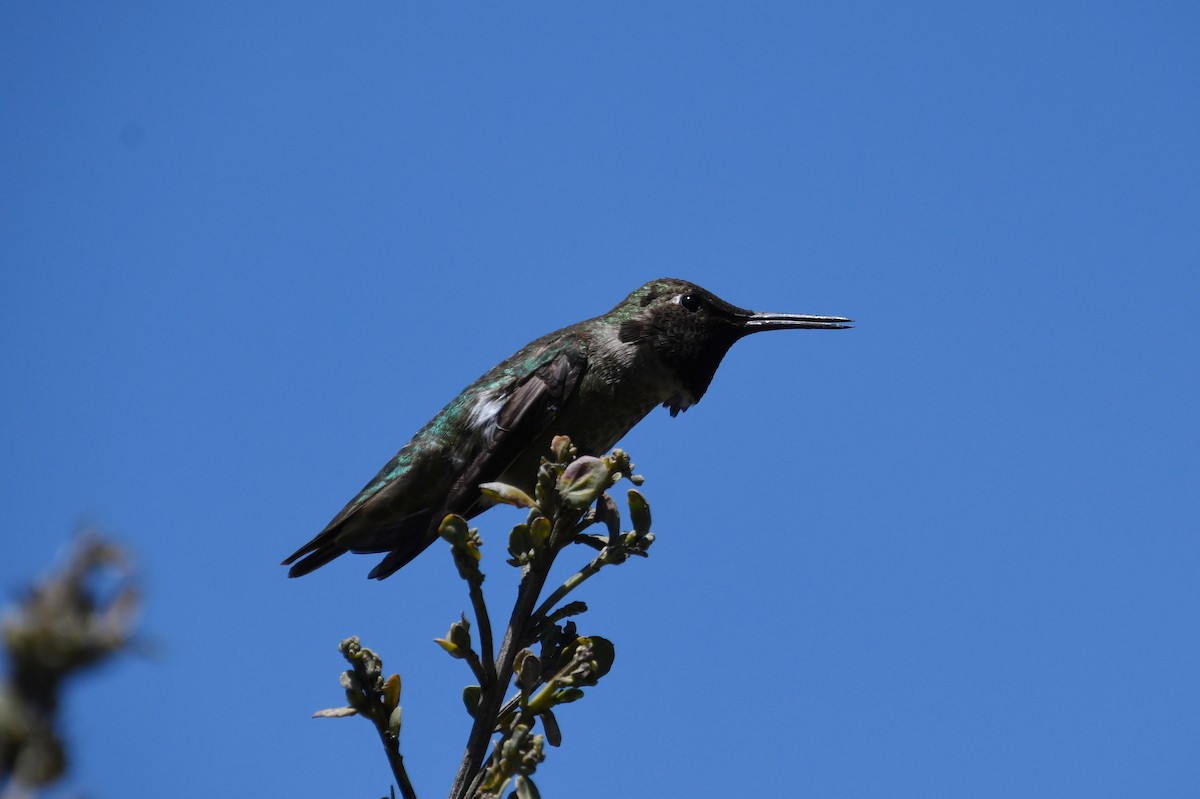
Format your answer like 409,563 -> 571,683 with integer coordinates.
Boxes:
467,395 -> 505,440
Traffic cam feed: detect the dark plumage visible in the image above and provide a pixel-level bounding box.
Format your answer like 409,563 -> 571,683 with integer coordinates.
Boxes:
283,278 -> 850,579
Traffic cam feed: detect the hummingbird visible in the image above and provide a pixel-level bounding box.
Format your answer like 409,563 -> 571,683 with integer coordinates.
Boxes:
283,278 -> 851,579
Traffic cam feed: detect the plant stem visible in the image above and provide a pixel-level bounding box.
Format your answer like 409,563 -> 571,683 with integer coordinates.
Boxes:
448,566 -> 550,799
529,558 -> 603,629
378,727 -> 419,799
468,580 -> 495,683
448,507 -> 584,799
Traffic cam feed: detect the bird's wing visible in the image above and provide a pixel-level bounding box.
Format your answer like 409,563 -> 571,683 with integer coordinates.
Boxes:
283,335 -> 588,578
362,342 -> 587,578
447,343 -> 585,511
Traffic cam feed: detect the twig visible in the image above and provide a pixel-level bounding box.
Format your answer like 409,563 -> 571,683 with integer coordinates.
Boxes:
468,580 -> 495,683
528,557 -> 603,631
448,563 -> 551,799
448,505 -> 581,799
377,726 -> 418,799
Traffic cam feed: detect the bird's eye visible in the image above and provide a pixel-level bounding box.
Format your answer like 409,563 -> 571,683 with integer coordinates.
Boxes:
678,293 -> 702,312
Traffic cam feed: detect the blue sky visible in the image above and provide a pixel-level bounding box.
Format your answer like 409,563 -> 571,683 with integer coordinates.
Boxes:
3,3 -> 1198,797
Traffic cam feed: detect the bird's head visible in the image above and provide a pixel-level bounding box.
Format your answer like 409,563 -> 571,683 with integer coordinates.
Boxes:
608,278 -> 851,413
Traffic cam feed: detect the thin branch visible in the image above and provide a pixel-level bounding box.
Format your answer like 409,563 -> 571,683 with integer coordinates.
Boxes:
377,727 -> 418,799
463,649 -> 487,687
468,580 -> 496,683
448,507 -> 582,799
528,558 -> 604,631
448,563 -> 552,799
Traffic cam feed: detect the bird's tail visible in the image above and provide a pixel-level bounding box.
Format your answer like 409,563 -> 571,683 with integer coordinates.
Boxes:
363,529 -> 440,579
282,506 -> 440,579
281,532 -> 346,578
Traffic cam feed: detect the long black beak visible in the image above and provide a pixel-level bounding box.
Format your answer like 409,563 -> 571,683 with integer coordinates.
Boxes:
740,311 -> 854,332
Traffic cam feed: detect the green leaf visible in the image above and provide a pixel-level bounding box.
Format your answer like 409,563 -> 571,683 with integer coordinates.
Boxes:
607,448 -> 633,477
557,456 -> 611,508
434,614 -> 473,659
312,706 -> 358,718
597,493 -> 621,541
540,708 -> 562,747
627,489 -> 651,536
554,687 -> 584,704
508,523 -> 533,564
387,705 -> 402,737
433,637 -> 465,659
383,673 -> 401,710
550,435 -> 574,462
462,684 -> 481,718
529,516 -> 551,550
440,514 -> 484,582
581,636 -> 615,679
546,601 -> 588,623
558,636 -> 615,687
515,648 -> 542,690
513,774 -> 542,799
479,482 -> 537,509
437,514 -> 471,544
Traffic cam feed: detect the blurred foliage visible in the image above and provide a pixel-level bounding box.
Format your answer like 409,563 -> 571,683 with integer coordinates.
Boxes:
318,437 -> 655,799
0,534 -> 139,797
